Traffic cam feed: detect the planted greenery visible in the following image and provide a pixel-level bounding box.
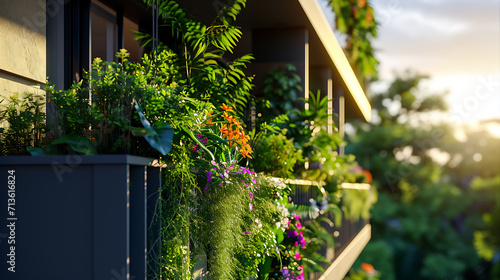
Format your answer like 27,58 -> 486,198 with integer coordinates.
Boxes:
0,92 -> 46,156
42,50 -> 177,156
250,131 -> 304,178
0,0 -> 378,279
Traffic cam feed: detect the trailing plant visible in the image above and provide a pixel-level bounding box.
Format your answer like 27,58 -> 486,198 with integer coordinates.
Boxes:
160,143 -> 196,279
192,161 -> 291,279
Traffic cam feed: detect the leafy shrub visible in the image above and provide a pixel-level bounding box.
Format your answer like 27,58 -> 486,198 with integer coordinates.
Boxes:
0,92 -> 46,155
250,131 -> 303,178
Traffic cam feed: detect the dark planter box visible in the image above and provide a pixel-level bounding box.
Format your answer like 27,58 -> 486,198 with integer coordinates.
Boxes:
0,155 -> 161,280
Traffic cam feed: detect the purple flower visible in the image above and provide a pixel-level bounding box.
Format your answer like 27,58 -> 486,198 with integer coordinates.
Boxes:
243,231 -> 249,234
240,168 -> 255,175
204,185 -> 210,190
249,192 -> 253,201
300,238 -> 307,248
297,234 -> 304,242
206,171 -> 212,182
287,230 -> 298,238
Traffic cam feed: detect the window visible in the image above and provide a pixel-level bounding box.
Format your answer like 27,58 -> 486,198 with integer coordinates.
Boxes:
91,1 -> 117,62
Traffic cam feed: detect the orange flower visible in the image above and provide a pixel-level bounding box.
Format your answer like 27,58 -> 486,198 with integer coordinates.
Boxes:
240,145 -> 253,159
219,124 -> 229,135
239,130 -> 249,141
222,111 -> 235,122
228,117 -> 241,126
220,103 -> 233,112
362,170 -> 372,183
361,263 -> 375,275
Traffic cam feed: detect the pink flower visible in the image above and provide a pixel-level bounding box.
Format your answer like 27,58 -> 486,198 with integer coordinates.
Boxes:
249,192 -> 253,201
295,253 -> 301,260
294,215 -> 301,220
296,221 -> 302,229
249,203 -> 253,211
294,241 -> 299,247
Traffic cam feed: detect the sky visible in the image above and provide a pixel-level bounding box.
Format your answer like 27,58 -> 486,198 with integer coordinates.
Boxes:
320,0 -> 500,125
369,0 -> 500,125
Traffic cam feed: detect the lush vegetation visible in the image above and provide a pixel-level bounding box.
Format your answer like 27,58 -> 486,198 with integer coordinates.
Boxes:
0,1 -> 375,279
346,72 -> 500,279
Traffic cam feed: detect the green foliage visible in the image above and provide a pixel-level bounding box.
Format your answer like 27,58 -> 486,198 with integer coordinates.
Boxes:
255,64 -> 303,122
342,187 -> 377,221
1,1 -> 367,279
45,51 -> 179,156
140,0 -> 254,118
327,0 -> 378,78
196,162 -> 250,279
192,161 -> 289,279
0,92 -> 47,155
347,72 -> 499,279
470,176 -> 500,261
354,240 -> 395,280
161,144 -> 195,279
250,131 -> 304,178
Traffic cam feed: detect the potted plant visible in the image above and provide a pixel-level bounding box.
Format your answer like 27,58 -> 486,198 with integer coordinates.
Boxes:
0,50 -> 173,280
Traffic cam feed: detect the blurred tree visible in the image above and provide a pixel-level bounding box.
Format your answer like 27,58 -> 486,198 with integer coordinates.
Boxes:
347,72 -> 500,279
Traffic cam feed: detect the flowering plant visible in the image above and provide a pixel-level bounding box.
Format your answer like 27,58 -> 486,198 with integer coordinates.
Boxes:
277,215 -> 307,280
186,102 -> 253,163
196,160 -> 292,278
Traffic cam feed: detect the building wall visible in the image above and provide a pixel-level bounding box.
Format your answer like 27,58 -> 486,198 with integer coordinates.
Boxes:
0,0 -> 47,100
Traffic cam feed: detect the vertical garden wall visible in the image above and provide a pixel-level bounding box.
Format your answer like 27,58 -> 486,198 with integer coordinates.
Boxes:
0,0 -> 378,279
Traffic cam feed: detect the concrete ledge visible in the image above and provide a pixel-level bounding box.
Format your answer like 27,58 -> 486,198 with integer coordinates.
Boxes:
318,224 -> 371,280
